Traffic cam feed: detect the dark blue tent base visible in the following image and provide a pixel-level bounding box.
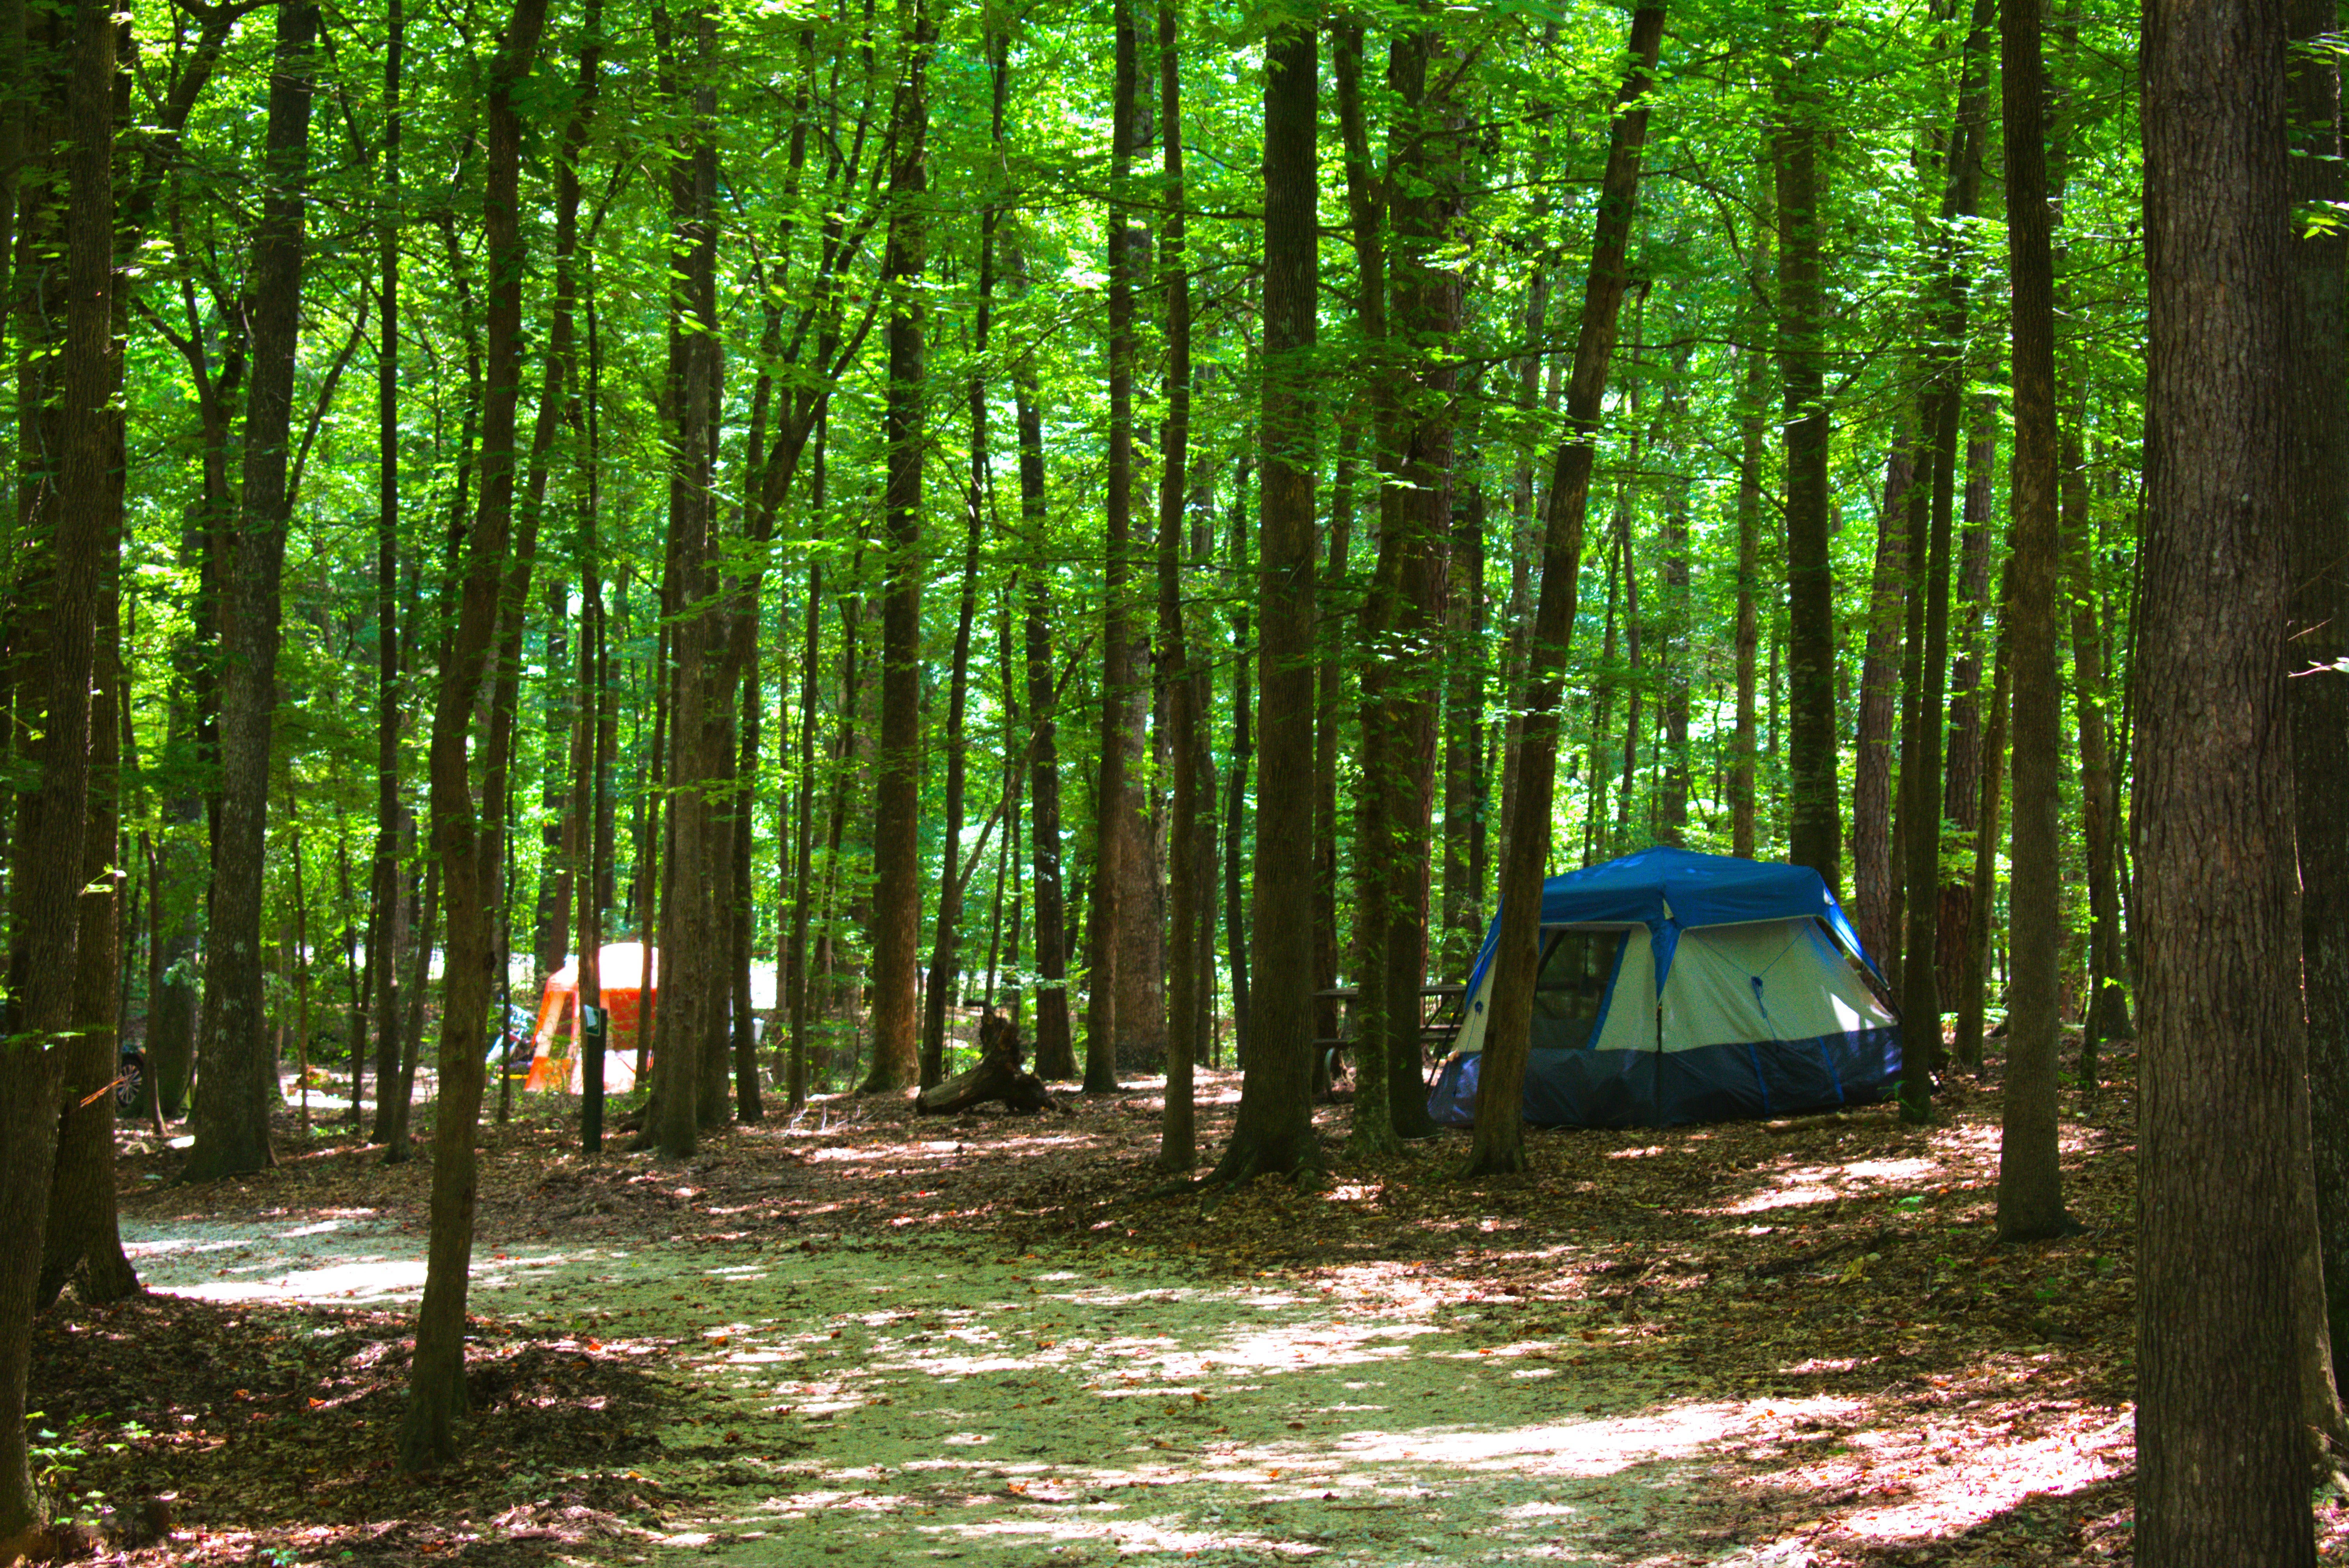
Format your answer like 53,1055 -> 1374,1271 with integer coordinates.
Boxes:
1427,1026 -> 1903,1130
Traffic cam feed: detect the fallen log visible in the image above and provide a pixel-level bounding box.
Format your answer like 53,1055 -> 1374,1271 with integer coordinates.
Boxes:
916,1011 -> 1068,1115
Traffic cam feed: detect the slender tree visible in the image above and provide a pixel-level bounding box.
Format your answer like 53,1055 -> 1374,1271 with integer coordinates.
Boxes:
397,0 -> 553,1470
1996,0 -> 2071,1238
1467,2 -> 1666,1177
862,0 -> 932,1095
1155,0 -> 1198,1172
1776,22 -> 1838,895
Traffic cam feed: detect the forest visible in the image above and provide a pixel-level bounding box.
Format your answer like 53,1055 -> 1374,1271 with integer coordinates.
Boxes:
0,0 -> 2337,1558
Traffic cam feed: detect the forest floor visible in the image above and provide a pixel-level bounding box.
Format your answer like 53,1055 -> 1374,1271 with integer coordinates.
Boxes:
29,1041 -> 2342,1567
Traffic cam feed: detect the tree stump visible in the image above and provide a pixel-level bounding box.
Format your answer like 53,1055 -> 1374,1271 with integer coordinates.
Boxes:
916,1012 -> 1067,1115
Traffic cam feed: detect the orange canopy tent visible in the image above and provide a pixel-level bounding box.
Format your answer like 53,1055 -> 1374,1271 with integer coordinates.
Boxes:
524,943 -> 658,1094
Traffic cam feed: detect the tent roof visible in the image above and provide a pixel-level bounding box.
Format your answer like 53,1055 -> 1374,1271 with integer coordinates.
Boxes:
1530,846 -> 1846,930
544,942 -> 659,994
1460,848 -> 1882,1004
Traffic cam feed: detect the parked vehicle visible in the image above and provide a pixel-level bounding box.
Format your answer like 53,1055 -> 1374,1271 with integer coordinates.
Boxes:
486,1004 -> 535,1075
116,1042 -> 147,1114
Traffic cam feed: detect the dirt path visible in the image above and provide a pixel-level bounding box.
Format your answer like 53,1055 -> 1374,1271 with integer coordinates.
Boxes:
116,1202 -> 2097,1567
79,1067 -> 2221,1564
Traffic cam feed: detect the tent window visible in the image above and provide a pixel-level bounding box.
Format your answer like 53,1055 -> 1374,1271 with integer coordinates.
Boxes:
1530,928 -> 1626,1052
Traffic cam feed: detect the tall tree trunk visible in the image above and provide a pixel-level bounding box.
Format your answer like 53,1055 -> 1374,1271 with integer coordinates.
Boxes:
1614,499 -> 1643,855
862,0 -> 930,1095
1936,405 -> 1995,999
1314,425 -> 1356,1055
578,400 -> 611,1149
652,3 -> 727,1152
1656,317 -> 1692,846
1331,14 -> 1394,1140
1083,0 -> 1142,1095
39,585 -> 137,1307
1896,379 -> 1956,1110
566,8 -> 607,1147
2287,0 -> 2349,1436
376,821 -> 416,1151
920,36 -> 1003,1089
1775,30 -> 1837,895
184,0 -> 317,1184
1953,567 -> 2011,1073
1222,472 -> 1253,1066
1898,0 -> 1993,1120
2136,0 -> 2313,1550
786,547 -> 821,1107
1014,365 -> 1074,1080
1,0 -> 116,1521
364,0 -> 403,1134
731,647 -> 759,1120
1586,532 -> 1621,865
390,848 -> 436,1155
1362,16 -> 1461,1147
1852,436 -> 1912,968
1996,0 -> 2071,1239
1468,2 -> 1665,1177
1442,487 -> 1485,965
536,579 -> 577,981
1208,12 -> 1315,1184
396,0 -> 552,1471
0,1 -> 114,1525
1730,309 -> 1766,861
1154,0 -> 1195,1172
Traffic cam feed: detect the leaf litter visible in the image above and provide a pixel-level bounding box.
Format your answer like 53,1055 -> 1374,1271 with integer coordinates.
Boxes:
33,1041 -> 2349,1566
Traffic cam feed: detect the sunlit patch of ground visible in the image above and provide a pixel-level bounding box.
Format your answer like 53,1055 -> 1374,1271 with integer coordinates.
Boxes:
80,1046 -> 2217,1565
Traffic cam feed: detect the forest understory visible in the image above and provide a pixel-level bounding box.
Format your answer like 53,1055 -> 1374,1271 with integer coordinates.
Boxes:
22,1044 -> 2314,1568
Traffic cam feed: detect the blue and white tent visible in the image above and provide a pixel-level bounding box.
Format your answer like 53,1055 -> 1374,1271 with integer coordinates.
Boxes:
1427,847 -> 1902,1130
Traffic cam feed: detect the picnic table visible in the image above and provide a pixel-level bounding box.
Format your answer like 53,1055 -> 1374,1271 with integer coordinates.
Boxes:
1312,983 -> 1468,1080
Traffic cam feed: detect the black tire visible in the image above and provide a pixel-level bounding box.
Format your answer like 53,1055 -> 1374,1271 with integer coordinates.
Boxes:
115,1054 -> 146,1115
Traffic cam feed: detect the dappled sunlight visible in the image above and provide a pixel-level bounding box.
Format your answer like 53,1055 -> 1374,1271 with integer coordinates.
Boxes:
1707,1148 -> 1949,1217
84,1060 -> 2163,1567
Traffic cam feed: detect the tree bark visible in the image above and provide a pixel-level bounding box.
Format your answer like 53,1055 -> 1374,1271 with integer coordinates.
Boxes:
1208,12 -> 1316,1185
1014,360 -> 1074,1080
1936,405 -> 1995,1000
184,0 -> 318,1184
1996,0 -> 2072,1240
396,0 -> 551,1471
1223,472 -> 1253,1067
1852,436 -> 1912,970
2136,0 -> 2314,1548
1775,32 -> 1837,895
39,590 -> 137,1308
920,35 -> 1002,1090
1898,0 -> 1991,1119
1155,0 -> 1196,1172
1315,423 -> 1356,1058
364,0 -> 403,1135
1467,2 -> 1665,1177
1952,565 -> 2011,1073
862,0 -> 930,1096
1656,318 -> 1693,846
1730,305 -> 1766,861
2287,0 -> 2349,1433
1083,0 -> 1143,1095
786,544 -> 822,1108
1359,15 -> 1460,1148
0,0 -> 114,1524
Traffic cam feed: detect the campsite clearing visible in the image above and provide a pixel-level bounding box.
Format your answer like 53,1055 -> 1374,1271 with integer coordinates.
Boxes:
35,1053 -> 2313,1565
